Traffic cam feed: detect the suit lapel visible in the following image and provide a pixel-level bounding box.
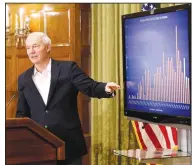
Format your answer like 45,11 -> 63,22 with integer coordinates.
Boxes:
24,66 -> 46,108
46,59 -> 61,107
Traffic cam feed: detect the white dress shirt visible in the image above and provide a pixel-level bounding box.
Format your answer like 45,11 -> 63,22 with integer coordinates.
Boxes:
32,59 -> 51,105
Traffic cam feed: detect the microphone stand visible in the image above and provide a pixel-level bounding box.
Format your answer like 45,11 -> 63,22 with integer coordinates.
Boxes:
6,93 -> 17,108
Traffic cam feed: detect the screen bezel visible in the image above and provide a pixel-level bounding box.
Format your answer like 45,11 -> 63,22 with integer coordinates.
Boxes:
122,4 -> 191,126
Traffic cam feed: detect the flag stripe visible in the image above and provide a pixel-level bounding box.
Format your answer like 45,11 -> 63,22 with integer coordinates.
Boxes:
151,124 -> 167,149
131,121 -> 143,149
171,127 -> 178,145
166,126 -> 176,148
138,122 -> 156,150
135,121 -> 147,149
144,124 -> 162,149
158,125 -> 171,149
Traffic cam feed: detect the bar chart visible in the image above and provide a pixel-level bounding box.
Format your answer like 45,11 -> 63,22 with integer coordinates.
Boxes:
128,26 -> 190,105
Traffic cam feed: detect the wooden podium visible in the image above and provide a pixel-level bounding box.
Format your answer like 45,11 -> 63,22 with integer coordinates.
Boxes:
6,118 -> 65,165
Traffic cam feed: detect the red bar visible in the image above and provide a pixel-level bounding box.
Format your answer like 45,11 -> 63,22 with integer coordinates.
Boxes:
187,78 -> 190,103
173,71 -> 176,102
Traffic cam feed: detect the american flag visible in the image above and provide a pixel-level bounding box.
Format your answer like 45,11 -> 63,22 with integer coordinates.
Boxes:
142,3 -> 156,11
132,121 -> 178,165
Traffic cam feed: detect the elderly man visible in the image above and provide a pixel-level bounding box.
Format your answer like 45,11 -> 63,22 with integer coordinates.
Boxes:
16,32 -> 120,165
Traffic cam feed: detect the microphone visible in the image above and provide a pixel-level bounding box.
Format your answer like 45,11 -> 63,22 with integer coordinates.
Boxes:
6,92 -> 18,108
6,86 -> 24,108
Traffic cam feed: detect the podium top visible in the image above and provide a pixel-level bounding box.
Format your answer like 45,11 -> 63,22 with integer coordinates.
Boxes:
6,117 -> 65,148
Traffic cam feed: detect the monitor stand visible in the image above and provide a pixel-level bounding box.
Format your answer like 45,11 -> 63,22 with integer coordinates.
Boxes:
178,128 -> 191,154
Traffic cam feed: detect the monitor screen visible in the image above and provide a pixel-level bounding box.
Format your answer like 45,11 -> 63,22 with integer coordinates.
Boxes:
122,4 -> 191,126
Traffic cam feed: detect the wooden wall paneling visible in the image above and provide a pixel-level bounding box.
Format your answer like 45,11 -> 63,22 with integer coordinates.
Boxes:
6,55 -> 12,91
74,5 -> 82,126
46,9 -> 71,45
7,4 -> 76,47
6,47 -> 33,118
50,46 -> 71,59
16,54 -> 32,77
81,47 -> 91,134
30,11 -> 41,32
76,4 -> 91,165
45,8 -> 73,61
6,53 -> 14,118
6,47 -> 17,118
80,5 -> 91,134
6,47 -> 17,91
80,5 -> 91,47
69,7 -> 76,61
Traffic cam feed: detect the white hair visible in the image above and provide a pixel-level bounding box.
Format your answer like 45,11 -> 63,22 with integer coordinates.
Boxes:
27,32 -> 52,45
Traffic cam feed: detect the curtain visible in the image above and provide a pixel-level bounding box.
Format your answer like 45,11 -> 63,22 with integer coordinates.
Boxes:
91,4 -> 141,165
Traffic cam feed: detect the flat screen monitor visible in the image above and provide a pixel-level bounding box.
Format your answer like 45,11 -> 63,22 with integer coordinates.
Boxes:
122,4 -> 191,128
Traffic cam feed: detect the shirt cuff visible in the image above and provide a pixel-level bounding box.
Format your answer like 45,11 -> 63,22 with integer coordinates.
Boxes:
106,91 -> 115,97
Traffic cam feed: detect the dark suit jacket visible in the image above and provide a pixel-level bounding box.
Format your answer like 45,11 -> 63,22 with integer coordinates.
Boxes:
16,59 -> 113,160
